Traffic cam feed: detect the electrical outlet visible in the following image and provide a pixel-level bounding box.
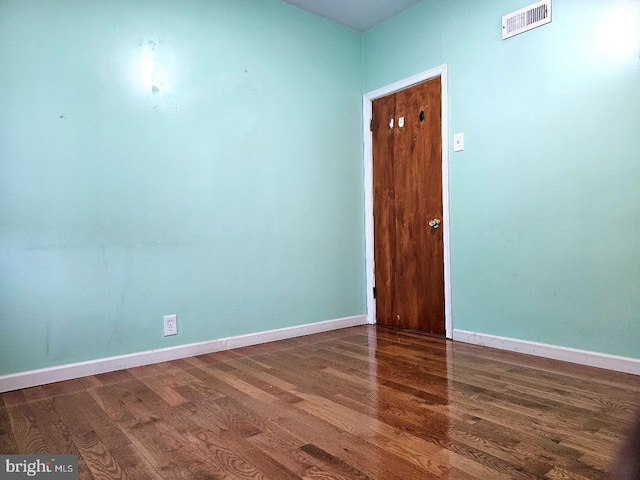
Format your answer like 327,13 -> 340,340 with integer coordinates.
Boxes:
163,314 -> 178,336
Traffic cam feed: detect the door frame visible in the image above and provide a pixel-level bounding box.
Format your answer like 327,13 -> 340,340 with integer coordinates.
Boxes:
363,63 -> 452,338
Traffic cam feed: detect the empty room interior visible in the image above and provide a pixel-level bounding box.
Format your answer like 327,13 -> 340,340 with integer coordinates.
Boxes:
1,0 -> 640,478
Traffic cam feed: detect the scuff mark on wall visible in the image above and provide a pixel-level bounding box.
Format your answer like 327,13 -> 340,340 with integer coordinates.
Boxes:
102,245 -> 108,273
110,246 -> 132,346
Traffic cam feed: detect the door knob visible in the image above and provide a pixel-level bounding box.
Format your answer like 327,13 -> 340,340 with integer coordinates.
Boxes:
428,218 -> 441,229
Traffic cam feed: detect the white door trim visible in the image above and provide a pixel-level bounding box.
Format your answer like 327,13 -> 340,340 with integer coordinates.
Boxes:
363,64 -> 452,338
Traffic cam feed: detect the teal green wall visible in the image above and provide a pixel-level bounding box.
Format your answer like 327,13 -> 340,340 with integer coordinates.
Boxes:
0,0 -> 365,375
2,0 -> 638,377
365,0 -> 640,357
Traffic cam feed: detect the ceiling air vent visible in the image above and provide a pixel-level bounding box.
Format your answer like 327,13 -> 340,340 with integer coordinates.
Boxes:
502,0 -> 551,40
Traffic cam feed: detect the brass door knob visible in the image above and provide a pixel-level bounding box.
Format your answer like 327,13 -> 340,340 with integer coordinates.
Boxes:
428,218 -> 441,229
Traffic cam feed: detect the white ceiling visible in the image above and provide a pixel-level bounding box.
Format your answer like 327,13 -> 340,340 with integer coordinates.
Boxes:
281,0 -> 422,33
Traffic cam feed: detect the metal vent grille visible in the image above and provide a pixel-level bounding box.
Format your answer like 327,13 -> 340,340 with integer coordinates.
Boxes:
502,1 -> 551,40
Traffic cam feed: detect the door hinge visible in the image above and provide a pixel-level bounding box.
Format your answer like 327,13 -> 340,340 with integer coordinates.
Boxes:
373,287 -> 376,299
370,119 -> 373,132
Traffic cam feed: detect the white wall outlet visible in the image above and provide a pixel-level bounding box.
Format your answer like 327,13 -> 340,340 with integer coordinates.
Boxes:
453,132 -> 465,152
163,314 -> 178,336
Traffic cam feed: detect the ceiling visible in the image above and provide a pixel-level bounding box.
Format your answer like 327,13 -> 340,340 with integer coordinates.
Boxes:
281,0 -> 422,33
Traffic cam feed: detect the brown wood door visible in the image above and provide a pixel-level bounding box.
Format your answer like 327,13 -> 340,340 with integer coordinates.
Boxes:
372,77 -> 444,335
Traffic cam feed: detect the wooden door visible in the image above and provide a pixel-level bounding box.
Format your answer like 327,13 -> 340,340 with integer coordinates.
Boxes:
372,77 -> 444,335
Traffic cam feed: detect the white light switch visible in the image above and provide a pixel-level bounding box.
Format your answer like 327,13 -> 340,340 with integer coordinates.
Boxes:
453,132 -> 464,152
398,116 -> 405,128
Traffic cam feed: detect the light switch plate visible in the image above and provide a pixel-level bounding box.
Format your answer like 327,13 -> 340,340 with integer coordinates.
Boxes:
453,132 -> 464,152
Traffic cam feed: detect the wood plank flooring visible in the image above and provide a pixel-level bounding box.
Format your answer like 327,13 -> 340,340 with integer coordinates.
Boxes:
2,326 -> 639,479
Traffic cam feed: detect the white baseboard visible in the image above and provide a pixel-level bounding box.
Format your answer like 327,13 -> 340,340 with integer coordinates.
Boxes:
453,329 -> 640,376
0,315 -> 367,393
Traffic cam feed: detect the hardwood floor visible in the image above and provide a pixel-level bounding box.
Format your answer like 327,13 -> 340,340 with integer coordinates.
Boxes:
2,326 -> 639,479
